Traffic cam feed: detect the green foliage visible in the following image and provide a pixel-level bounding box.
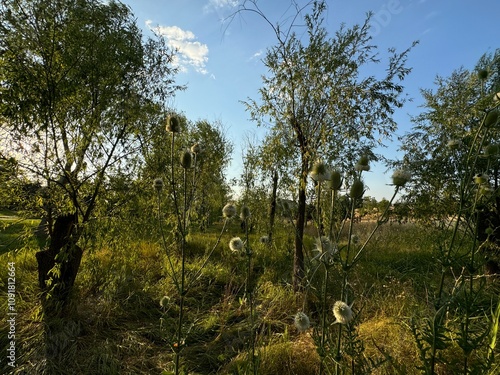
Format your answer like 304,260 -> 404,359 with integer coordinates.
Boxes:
397,49 -> 500,221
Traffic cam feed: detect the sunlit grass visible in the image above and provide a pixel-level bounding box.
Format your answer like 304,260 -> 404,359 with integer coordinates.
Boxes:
1,218 -> 497,374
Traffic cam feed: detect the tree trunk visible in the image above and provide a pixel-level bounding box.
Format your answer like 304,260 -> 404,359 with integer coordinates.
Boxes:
36,213 -> 83,310
268,170 -> 279,243
293,158 -> 308,291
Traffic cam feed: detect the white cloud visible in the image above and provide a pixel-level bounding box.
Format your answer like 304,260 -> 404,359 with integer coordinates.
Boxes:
248,49 -> 263,61
146,21 -> 209,75
205,0 -> 239,11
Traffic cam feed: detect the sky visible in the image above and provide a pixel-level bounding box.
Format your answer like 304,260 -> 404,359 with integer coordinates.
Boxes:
121,0 -> 499,200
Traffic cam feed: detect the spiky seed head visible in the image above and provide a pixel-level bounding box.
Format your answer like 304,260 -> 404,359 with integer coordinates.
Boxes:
166,115 -> 180,133
474,173 -> 489,185
153,178 -> 164,192
356,155 -> 370,172
159,295 -> 171,308
485,144 -> 500,157
392,170 -> 411,187
485,110 -> 499,127
358,155 -> 369,166
294,312 -> 310,332
240,206 -> 251,221
310,161 -> 330,182
191,143 -> 202,154
350,180 -> 365,199
229,237 -> 244,252
479,184 -> 494,196
180,149 -> 193,169
333,301 -> 353,324
329,170 -> 342,191
222,203 -> 237,218
478,69 -> 489,80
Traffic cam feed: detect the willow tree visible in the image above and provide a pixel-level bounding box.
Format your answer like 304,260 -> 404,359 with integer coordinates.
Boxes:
397,50 -> 500,222
240,0 -> 414,289
0,0 -> 181,310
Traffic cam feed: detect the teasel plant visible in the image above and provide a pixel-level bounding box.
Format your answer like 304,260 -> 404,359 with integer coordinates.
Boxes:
305,157 -> 409,374
154,115 -> 234,375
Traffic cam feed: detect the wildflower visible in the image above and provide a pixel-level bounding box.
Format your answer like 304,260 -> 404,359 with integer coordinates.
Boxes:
474,173 -> 489,185
240,206 -> 251,221
166,114 -> 180,133
333,301 -> 353,324
294,312 -> 310,332
447,139 -> 462,149
229,237 -> 244,253
392,170 -> 411,187
180,149 -> 193,169
191,142 -> 202,154
222,203 -> 237,218
310,161 -> 330,182
329,170 -> 343,191
350,180 -> 365,199
355,155 -> 370,172
153,178 -> 164,192
159,295 -> 170,308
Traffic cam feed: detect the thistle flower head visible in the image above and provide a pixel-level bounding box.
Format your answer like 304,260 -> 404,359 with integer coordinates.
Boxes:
479,184 -> 494,197
350,180 -> 365,199
294,312 -> 310,332
229,237 -> 244,253
474,173 -> 489,185
180,149 -> 193,169
485,144 -> 500,157
222,203 -> 237,218
240,206 -> 251,221
485,110 -> 499,128
355,155 -> 370,172
392,169 -> 411,187
166,114 -> 180,133
153,178 -> 164,192
159,295 -> 171,308
333,301 -> 353,324
329,170 -> 343,191
310,161 -> 330,182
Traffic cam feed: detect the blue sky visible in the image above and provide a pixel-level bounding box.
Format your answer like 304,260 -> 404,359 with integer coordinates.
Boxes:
122,0 -> 499,200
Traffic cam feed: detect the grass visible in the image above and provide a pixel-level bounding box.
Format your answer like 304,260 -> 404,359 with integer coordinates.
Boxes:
0,210 -> 40,255
0,216 -> 498,374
